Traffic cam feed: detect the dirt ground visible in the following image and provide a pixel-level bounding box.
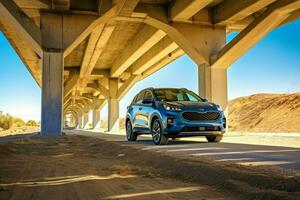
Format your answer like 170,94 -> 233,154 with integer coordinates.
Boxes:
0,134 -> 300,200
0,126 -> 39,137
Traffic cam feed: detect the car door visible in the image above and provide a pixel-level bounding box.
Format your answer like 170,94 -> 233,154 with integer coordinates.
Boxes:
139,90 -> 155,132
132,91 -> 145,132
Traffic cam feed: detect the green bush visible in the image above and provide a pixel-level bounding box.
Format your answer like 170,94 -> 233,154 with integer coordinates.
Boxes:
13,118 -> 25,127
0,114 -> 14,130
26,120 -> 38,127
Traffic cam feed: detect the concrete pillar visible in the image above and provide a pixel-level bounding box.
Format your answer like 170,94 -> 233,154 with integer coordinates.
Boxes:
71,115 -> 77,128
176,25 -> 228,110
92,108 -> 101,129
198,64 -> 228,110
108,78 -> 119,131
41,51 -> 64,136
83,113 -> 89,129
78,114 -> 83,129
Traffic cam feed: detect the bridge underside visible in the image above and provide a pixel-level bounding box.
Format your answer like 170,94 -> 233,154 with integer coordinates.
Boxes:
0,0 -> 299,136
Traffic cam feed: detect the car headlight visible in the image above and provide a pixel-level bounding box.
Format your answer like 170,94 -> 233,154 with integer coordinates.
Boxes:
216,105 -> 223,112
163,104 -> 182,112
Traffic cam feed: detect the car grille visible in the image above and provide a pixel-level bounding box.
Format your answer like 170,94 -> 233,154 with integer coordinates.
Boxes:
182,111 -> 220,121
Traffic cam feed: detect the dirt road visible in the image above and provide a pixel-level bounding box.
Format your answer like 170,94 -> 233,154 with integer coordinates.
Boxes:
0,132 -> 300,200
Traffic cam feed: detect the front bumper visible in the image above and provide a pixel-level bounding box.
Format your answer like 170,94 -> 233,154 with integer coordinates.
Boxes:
161,111 -> 226,137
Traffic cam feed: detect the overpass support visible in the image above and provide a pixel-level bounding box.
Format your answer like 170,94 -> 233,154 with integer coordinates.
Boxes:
92,108 -> 101,129
83,113 -> 89,129
168,24 -> 227,109
108,78 -> 119,131
198,65 -> 227,110
78,114 -> 83,129
41,51 -> 64,136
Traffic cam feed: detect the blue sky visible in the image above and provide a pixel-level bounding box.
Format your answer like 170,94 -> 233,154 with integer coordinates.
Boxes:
0,19 -> 299,121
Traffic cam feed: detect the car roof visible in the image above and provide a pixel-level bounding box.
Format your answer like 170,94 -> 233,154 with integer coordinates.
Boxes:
145,87 -> 188,91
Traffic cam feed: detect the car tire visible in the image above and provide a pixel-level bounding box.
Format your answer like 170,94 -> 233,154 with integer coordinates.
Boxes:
151,119 -> 168,145
206,135 -> 223,143
126,120 -> 137,141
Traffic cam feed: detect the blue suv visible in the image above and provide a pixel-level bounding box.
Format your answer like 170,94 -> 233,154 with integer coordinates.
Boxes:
125,88 -> 226,145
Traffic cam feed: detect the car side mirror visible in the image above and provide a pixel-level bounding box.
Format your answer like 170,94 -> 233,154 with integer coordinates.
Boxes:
203,98 -> 208,102
142,98 -> 153,104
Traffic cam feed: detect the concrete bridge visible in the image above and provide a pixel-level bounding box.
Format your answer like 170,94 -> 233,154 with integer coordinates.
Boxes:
0,0 -> 299,136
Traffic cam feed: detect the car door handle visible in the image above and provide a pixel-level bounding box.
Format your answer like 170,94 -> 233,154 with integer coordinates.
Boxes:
139,107 -> 143,110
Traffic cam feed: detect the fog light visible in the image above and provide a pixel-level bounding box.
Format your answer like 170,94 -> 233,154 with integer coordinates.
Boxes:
167,118 -> 174,126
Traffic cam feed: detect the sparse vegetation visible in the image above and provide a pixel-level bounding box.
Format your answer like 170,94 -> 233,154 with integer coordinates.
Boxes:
13,117 -> 26,127
26,120 -> 38,127
0,114 -> 13,130
0,112 -> 39,135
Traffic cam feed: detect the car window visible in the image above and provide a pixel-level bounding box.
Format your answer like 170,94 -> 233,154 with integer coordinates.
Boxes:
186,93 -> 199,102
144,90 -> 153,99
154,89 -> 203,102
134,91 -> 145,104
176,93 -> 184,101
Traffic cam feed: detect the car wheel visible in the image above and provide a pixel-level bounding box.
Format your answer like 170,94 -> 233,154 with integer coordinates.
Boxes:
151,119 -> 168,145
126,120 -> 137,141
206,135 -> 223,143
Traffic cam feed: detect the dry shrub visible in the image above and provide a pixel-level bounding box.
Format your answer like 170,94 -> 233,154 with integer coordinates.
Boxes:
0,114 -> 13,130
26,120 -> 39,127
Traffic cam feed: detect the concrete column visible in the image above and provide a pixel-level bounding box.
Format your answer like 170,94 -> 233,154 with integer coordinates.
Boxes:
177,26 -> 228,110
198,64 -> 228,110
72,115 -> 77,128
108,78 -> 119,131
41,51 -> 64,136
78,114 -> 83,129
83,113 -> 89,129
92,108 -> 101,129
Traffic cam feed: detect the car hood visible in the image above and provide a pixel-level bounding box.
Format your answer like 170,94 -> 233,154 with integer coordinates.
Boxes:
164,101 -> 219,112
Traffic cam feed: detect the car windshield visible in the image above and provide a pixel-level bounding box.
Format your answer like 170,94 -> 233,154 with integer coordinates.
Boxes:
153,89 -> 203,102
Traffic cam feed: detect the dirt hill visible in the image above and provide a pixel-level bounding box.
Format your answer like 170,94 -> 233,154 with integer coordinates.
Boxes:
228,93 -> 300,133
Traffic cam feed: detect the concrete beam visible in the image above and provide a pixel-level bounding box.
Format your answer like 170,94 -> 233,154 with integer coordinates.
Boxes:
211,0 -> 300,69
117,75 -> 141,100
87,82 -> 109,99
227,8 -> 300,32
110,25 -> 166,77
41,51 -> 63,136
85,25 -> 115,77
116,0 -> 140,16
41,12 -> 97,53
130,36 -> 178,75
64,6 -> 117,57
119,4 -> 209,65
51,0 -> 70,10
97,82 -> 110,99
142,48 -> 184,78
143,17 -> 208,65
64,72 -> 79,97
91,69 -> 110,78
213,0 -> 276,25
80,26 -> 104,78
279,9 -> 300,27
0,0 -> 42,56
170,0 -> 213,21
75,98 -> 93,113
